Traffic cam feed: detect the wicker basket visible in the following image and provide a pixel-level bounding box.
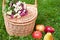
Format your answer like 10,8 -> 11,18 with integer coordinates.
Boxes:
2,0 -> 38,36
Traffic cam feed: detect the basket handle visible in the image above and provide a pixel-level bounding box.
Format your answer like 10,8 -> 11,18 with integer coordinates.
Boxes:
2,0 -> 38,9
2,0 -> 6,11
35,0 -> 37,7
2,0 -> 5,6
2,0 -> 38,6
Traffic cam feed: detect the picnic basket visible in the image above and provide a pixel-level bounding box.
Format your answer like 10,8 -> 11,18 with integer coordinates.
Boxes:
2,0 -> 38,36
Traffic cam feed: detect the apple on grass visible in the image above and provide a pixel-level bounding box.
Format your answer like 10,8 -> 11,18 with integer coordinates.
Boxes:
44,32 -> 54,40
44,26 -> 55,33
36,24 -> 45,32
32,31 -> 42,40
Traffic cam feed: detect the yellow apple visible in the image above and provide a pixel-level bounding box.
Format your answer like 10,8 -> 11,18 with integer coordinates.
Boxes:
44,32 -> 54,40
36,25 -> 45,32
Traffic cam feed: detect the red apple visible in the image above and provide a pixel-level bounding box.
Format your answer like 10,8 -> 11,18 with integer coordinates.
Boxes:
32,31 -> 42,39
44,26 -> 55,33
36,25 -> 45,32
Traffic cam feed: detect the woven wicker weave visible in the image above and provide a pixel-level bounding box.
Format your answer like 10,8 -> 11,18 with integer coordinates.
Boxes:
2,0 -> 38,36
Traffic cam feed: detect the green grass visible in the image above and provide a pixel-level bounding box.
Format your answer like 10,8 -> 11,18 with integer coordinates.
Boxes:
0,0 -> 60,40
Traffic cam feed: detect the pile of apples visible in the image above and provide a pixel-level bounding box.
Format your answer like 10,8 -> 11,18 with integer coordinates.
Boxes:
32,25 -> 55,40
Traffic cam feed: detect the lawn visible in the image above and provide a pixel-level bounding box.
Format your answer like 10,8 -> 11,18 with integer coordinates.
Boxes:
0,0 -> 60,40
